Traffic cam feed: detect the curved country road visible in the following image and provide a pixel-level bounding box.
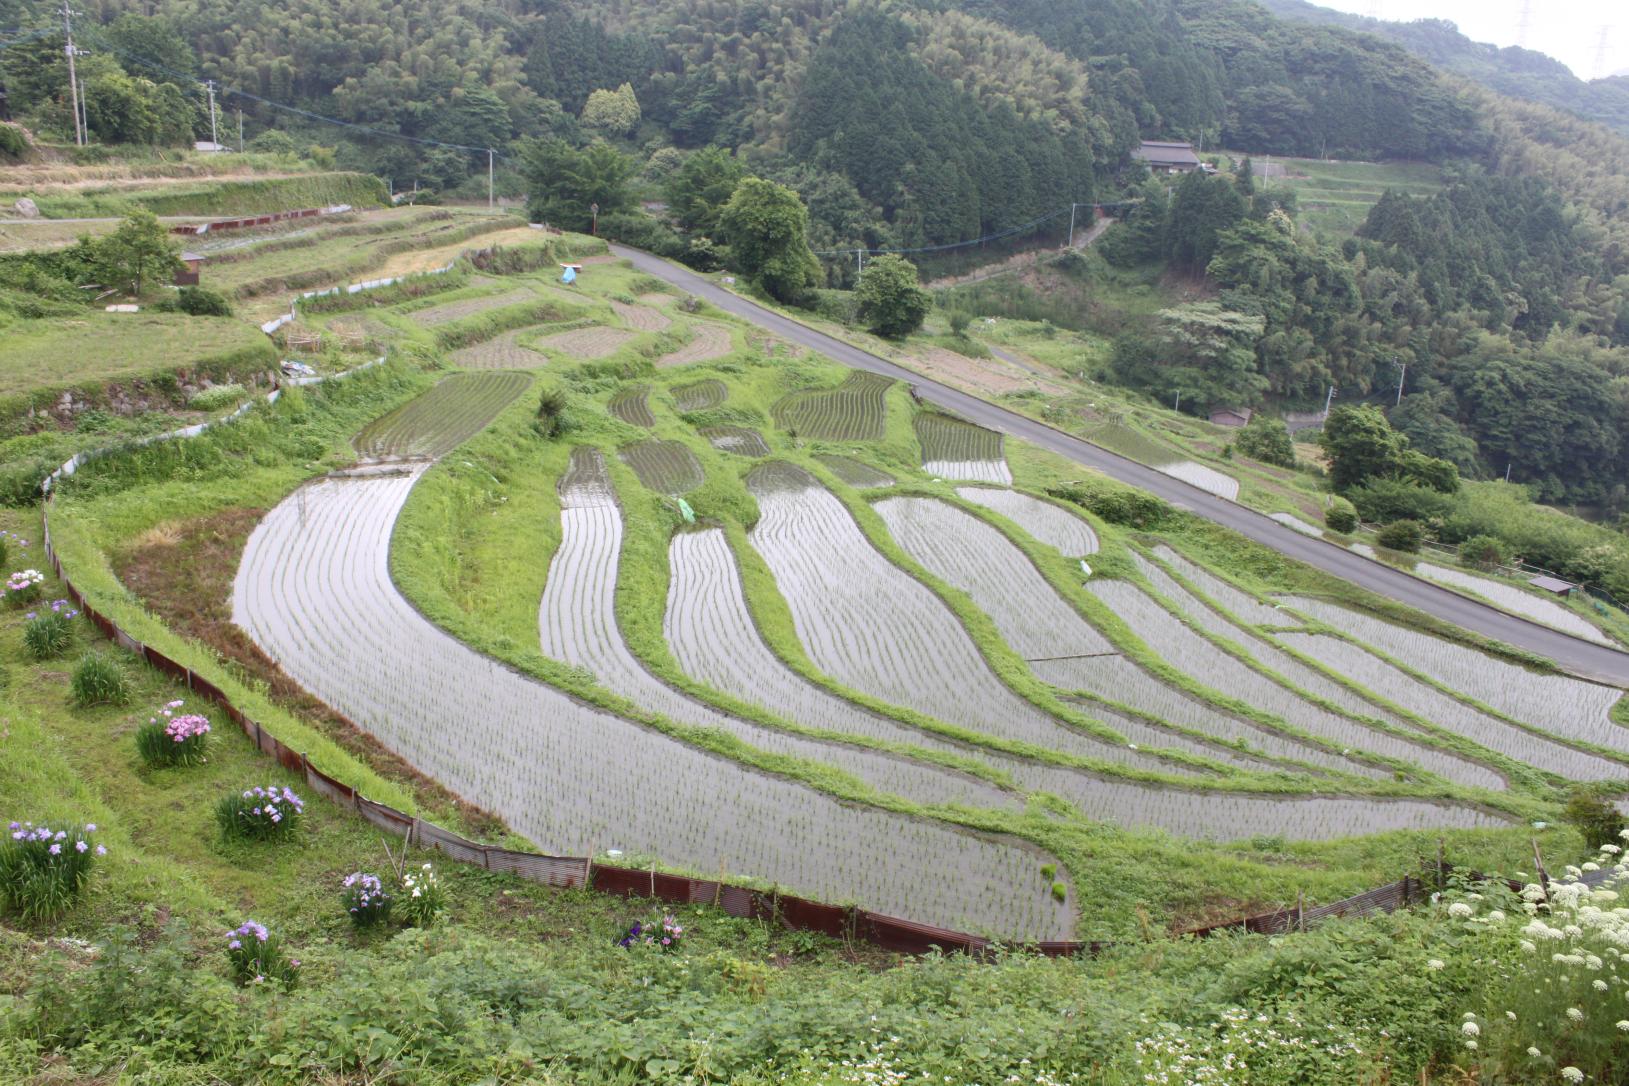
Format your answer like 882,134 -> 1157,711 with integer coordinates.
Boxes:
612,244 -> 1629,687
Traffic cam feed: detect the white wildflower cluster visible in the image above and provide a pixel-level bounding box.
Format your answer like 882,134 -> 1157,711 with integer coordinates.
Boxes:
1129,1008 -> 1375,1085
1432,832 -> 1629,1081
771,1036 -> 1078,1086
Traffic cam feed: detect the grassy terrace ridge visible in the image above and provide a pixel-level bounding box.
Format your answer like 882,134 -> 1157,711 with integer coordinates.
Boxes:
0,168 -> 388,220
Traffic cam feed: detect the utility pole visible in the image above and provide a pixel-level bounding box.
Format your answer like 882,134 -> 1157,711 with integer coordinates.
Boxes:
1505,462 -> 1513,483
237,107 -> 243,152
1066,203 -> 1078,249
487,149 -> 494,210
1322,384 -> 1337,421
59,3 -> 83,146
77,75 -> 87,143
1173,390 -> 1182,413
1394,360 -> 1407,406
205,80 -> 218,148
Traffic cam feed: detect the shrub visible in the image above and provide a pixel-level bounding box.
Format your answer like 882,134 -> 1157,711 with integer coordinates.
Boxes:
1325,498 -> 1359,534
535,387 -> 573,439
216,784 -> 305,842
71,653 -> 130,706
1563,787 -> 1626,850
1458,534 -> 1511,571
0,123 -> 27,159
224,920 -> 300,988
22,603 -> 77,659
399,862 -> 448,927
135,699 -> 211,768
1234,416 -> 1296,467
1347,477 -> 1454,523
947,310 -> 972,337
619,914 -> 685,951
342,872 -> 393,927
1377,519 -> 1425,553
0,821 -> 106,920
4,567 -> 44,606
1052,484 -> 1173,529
175,286 -> 232,316
187,383 -> 246,412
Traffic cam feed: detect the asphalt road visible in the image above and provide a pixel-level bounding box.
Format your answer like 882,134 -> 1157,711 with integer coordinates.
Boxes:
612,244 -> 1629,687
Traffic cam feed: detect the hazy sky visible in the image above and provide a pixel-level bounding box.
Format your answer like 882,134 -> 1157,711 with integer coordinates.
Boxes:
1316,0 -> 1624,79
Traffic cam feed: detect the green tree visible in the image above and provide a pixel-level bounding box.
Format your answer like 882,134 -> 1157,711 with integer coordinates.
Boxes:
522,139 -> 636,232
96,210 -> 182,296
1234,415 -> 1295,467
580,82 -> 641,135
665,146 -> 745,237
1112,303 -> 1267,411
1167,170 -> 1247,274
718,178 -> 821,304
1321,405 -> 1405,491
855,255 -> 930,338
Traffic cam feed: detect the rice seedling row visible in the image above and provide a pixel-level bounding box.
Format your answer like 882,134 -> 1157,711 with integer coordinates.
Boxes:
771,372 -> 893,441
541,450 -> 1019,814
352,372 -> 532,460
700,427 -> 771,458
871,497 -> 1377,778
913,414 -> 1012,485
231,468 -> 1071,939
619,439 -> 705,495
1156,461 -> 1239,501
1274,632 -> 1629,781
608,385 -> 656,428
1134,553 -> 1428,731
1150,545 -> 1288,627
1085,579 -> 1508,790
672,379 -> 728,412
403,288 -> 537,327
815,455 -> 894,488
447,327 -> 549,370
610,299 -> 672,332
1278,598 -> 1628,752
657,322 -> 734,367
746,470 -> 1505,837
1411,563 -> 1610,644
954,487 -> 1098,556
1269,512 -> 1323,537
747,466 -> 1184,771
537,327 -> 637,360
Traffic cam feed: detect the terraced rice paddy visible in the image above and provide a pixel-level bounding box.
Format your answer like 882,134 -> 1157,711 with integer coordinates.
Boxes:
233,470 -> 1070,938
745,466 -> 1504,836
608,385 -> 656,428
540,449 -> 1021,815
657,323 -> 734,367
610,299 -> 671,331
1084,578 -> 1507,790
701,427 -> 771,457
672,379 -> 728,412
1151,546 -> 1288,627
447,328 -> 548,370
1157,461 -> 1239,501
1279,599 -> 1629,753
1275,632 -> 1628,780
1411,563 -> 1610,644
772,372 -> 892,440
1269,512 -> 1323,537
404,288 -> 536,327
352,372 -> 531,460
914,413 -> 1012,484
873,497 -> 1381,778
537,326 -> 637,359
620,439 -> 704,494
815,455 -> 894,488
955,487 -> 1098,556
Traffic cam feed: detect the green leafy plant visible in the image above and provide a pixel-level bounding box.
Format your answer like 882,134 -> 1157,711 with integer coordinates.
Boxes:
1563,787 -> 1626,850
135,700 -> 212,768
70,653 -> 130,707
1325,497 -> 1359,534
342,872 -> 393,927
22,607 -> 75,659
0,821 -> 106,921
224,920 -> 299,988
1458,534 -> 1511,571
398,862 -> 448,927
1377,519 -> 1425,553
216,785 -> 305,842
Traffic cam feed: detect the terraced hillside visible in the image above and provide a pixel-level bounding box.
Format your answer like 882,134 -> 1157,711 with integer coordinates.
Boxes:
43,238 -> 1623,950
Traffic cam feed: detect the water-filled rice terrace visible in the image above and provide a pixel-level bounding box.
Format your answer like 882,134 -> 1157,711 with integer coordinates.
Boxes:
117,252 -> 1618,941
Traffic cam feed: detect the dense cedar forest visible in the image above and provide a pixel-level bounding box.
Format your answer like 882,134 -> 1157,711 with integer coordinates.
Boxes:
3,0 -> 1629,504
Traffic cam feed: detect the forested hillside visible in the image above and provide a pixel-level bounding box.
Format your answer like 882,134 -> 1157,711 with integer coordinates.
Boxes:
1260,0 -> 1629,136
4,0 -> 1629,504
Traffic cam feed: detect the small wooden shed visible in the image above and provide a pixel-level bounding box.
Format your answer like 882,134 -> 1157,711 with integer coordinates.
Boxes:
174,252 -> 204,287
1209,406 -> 1253,428
1528,575 -> 1575,597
